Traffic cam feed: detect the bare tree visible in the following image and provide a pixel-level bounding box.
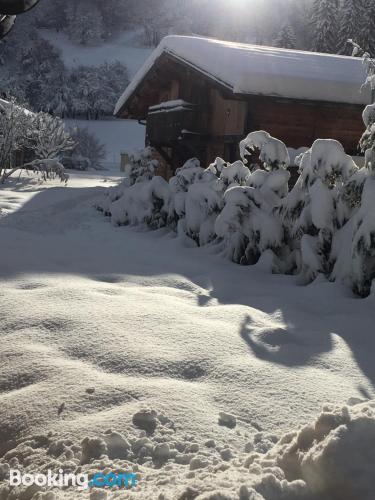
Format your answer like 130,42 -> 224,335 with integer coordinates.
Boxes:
0,98 -> 30,180
0,100 -> 74,183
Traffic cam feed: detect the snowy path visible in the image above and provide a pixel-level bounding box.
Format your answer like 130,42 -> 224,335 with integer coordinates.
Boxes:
0,173 -> 374,498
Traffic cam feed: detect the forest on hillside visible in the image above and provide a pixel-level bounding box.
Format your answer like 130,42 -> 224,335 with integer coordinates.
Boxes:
26,0 -> 375,54
1,0 -> 374,117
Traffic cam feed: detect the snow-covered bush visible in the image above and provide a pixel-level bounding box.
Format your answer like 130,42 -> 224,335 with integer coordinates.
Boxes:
110,176 -> 171,229
26,158 -> 69,184
350,175 -> 375,296
213,132 -> 289,266
217,160 -> 251,188
280,139 -> 358,283
360,103 -> 375,169
122,147 -> 159,187
240,130 -> 290,172
169,158 -> 223,245
215,185 -> 284,265
97,147 -> 169,229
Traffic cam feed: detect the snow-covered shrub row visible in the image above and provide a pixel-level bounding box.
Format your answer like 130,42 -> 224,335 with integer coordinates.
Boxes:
97,132 -> 375,297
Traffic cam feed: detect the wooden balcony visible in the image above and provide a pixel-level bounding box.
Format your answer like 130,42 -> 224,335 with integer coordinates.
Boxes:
146,100 -> 207,146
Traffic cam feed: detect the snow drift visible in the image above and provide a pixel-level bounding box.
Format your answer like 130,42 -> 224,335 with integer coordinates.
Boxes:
1,398 -> 375,499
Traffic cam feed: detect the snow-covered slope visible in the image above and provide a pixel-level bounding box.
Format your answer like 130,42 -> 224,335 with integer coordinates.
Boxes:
0,173 -> 374,498
39,29 -> 150,166
40,29 -> 152,78
64,119 -> 146,169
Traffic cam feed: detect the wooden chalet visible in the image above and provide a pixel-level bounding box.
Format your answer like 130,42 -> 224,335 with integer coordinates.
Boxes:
115,36 -> 372,177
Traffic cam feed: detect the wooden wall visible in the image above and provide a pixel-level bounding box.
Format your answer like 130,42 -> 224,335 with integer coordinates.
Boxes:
121,52 -> 366,173
246,96 -> 365,155
209,90 -> 247,137
152,148 -> 175,179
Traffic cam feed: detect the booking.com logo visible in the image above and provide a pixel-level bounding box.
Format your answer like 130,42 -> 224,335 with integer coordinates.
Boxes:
9,469 -> 138,491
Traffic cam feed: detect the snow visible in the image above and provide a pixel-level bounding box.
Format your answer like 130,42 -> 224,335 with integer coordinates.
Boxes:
63,119 -> 145,170
308,138 -> 357,182
288,147 -> 309,166
40,29 -> 152,78
149,99 -> 194,111
0,98 -> 33,116
0,171 -> 375,498
115,35 -> 372,115
240,131 -> 290,170
362,102 -> 375,127
148,100 -> 195,116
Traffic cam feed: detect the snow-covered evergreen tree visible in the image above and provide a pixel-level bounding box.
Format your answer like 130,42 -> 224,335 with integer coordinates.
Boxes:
360,104 -> 375,157
65,1 -> 103,45
274,24 -> 297,49
350,170 -> 375,296
122,148 -> 159,187
359,0 -> 375,55
173,159 -> 223,246
338,0 -> 364,55
310,0 -> 339,53
338,0 -> 366,55
215,132 -> 289,266
280,139 -> 358,283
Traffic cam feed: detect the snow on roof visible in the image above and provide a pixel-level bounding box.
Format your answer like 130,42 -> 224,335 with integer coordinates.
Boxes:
115,36 -> 373,116
149,99 -> 194,111
149,99 -> 195,115
0,98 -> 33,115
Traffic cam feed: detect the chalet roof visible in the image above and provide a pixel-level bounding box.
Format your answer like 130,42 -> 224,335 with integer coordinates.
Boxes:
115,36 -> 373,116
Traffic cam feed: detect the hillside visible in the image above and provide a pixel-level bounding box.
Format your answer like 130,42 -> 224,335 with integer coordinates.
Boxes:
40,29 -> 151,169
40,29 -> 152,77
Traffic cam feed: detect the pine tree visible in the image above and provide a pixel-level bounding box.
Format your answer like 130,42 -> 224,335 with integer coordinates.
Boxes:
310,0 -> 339,53
360,0 -> 375,55
338,0 -> 366,54
274,24 -> 297,49
65,1 -> 103,45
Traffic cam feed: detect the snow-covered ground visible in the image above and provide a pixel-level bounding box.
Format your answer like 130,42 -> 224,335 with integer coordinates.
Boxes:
0,172 -> 375,499
63,119 -> 146,170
